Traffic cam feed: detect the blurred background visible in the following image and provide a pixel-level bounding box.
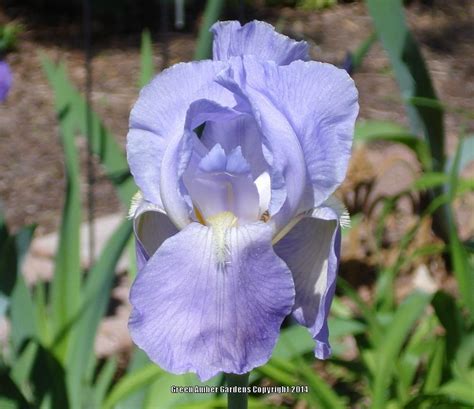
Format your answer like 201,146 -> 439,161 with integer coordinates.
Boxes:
0,0 -> 473,408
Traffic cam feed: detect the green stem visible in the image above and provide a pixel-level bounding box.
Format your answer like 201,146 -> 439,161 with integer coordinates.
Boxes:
225,373 -> 249,409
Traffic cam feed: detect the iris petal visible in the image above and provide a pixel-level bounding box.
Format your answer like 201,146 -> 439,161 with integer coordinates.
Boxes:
273,205 -> 341,358
201,115 -> 268,179
212,20 -> 309,65
232,57 -> 359,208
130,194 -> 179,270
159,99 -> 241,228
129,221 -> 295,381
127,60 -> 234,208
183,144 -> 260,224
216,57 -> 307,232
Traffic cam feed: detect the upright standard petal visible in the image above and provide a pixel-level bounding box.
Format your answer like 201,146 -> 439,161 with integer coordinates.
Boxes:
129,220 -> 295,381
273,206 -> 341,359
159,98 -> 244,228
201,115 -> 268,179
220,57 -> 358,212
211,20 -> 309,65
127,60 -> 234,207
183,144 -> 260,224
216,57 -> 308,232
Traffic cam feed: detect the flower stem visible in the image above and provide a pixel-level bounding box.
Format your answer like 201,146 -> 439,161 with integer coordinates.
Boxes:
225,373 -> 249,409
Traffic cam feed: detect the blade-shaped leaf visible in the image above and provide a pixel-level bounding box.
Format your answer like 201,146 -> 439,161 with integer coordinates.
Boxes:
48,76 -> 82,359
41,56 -> 135,205
365,0 -> 444,171
66,219 -> 132,409
371,291 -> 432,409
139,29 -> 154,88
354,120 -> 431,169
194,0 -> 225,60
103,364 -> 163,409
447,136 -> 474,319
91,357 -> 118,408
439,377 -> 474,406
0,371 -> 31,409
1,223 -> 38,352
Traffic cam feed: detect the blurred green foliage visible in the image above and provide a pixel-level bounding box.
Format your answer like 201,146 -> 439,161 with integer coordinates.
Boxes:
297,0 -> 336,10
0,23 -> 22,54
1,0 -> 473,408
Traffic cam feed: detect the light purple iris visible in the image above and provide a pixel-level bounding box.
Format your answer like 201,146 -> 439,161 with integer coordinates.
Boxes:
127,20 -> 358,381
0,60 -> 12,102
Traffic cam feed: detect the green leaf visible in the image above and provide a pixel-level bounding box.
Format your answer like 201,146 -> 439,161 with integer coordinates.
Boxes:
116,349 -> 150,409
269,318 -> 365,362
0,371 -> 31,409
337,277 -> 383,344
0,222 -> 34,317
365,0 -> 445,172
350,32 -> 377,72
257,322 -> 352,409
41,59 -> 83,358
0,22 -> 22,52
10,340 -> 37,390
257,356 -> 346,409
194,0 -> 225,60
453,332 -> 474,380
371,291 -> 432,409
139,29 -> 154,88
423,337 -> 445,394
439,377 -> 474,406
65,220 -> 132,409
445,134 -> 474,175
412,172 -> 447,190
355,120 -> 409,141
365,0 -> 454,245
11,340 -> 69,409
3,225 -> 38,352
294,356 -> 346,409
432,291 -> 463,365
271,325 -> 314,360
354,120 -> 431,169
255,359 -> 297,386
395,314 -> 436,404
447,137 -> 474,319
9,278 -> 37,355
41,56 -> 135,206
91,358 -> 118,408
103,364 -> 163,409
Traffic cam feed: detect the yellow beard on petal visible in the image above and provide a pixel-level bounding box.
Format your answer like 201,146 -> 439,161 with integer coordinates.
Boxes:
206,211 -> 238,267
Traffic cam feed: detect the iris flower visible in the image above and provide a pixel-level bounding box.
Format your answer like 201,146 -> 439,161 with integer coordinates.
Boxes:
0,60 -> 12,102
127,20 -> 358,381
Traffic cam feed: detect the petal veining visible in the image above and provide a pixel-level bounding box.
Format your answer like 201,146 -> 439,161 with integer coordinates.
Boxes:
183,144 -> 260,224
212,20 -> 309,65
274,206 -> 341,359
127,60 -> 234,210
129,221 -> 295,381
